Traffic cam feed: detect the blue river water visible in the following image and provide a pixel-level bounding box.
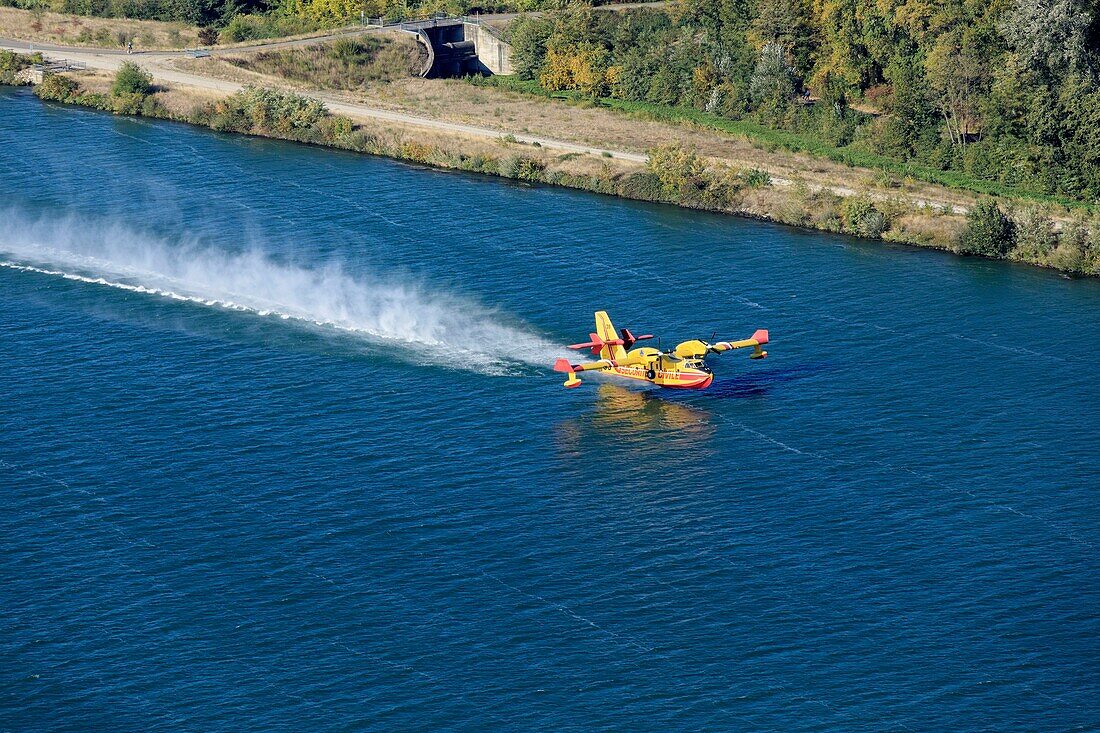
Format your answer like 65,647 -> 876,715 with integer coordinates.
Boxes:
1,86 -> 1098,731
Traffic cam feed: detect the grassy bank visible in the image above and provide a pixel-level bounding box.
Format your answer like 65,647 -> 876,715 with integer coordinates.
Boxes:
471,77 -> 1088,210
224,35 -> 426,88
11,59 -> 1100,277
0,7 -> 198,49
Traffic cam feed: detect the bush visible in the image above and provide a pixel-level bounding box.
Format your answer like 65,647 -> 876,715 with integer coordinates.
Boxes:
842,198 -> 890,238
235,86 -> 325,131
743,168 -> 771,188
197,27 -> 219,46
0,50 -> 32,85
647,142 -> 705,192
111,90 -> 147,114
619,172 -> 664,201
34,73 -> 80,102
315,114 -> 354,142
1011,207 -> 1056,262
499,155 -> 539,178
957,200 -> 1017,257
112,62 -> 152,96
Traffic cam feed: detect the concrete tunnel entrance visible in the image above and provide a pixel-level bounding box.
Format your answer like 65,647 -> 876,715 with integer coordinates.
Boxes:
406,20 -> 512,78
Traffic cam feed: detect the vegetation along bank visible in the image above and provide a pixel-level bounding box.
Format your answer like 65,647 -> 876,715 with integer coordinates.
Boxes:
2,46 -> 1099,276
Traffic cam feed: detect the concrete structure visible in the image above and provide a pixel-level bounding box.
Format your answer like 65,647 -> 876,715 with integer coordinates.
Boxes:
401,19 -> 512,78
467,23 -> 511,75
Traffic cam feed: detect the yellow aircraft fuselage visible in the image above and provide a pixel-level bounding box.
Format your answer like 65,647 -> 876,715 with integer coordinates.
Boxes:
598,347 -> 714,389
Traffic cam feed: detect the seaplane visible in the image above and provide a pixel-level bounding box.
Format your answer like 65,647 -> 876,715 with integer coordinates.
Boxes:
553,311 -> 768,389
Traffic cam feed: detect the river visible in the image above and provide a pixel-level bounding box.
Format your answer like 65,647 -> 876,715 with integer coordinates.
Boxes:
2,87 -> 1098,731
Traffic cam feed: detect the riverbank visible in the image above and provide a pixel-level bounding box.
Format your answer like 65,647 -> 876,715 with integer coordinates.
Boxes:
4,47 -> 1098,276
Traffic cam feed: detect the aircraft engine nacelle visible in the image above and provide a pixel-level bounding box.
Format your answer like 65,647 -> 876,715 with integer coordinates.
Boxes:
673,339 -> 709,360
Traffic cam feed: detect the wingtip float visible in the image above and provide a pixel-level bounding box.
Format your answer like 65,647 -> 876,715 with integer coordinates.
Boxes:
554,311 -> 769,390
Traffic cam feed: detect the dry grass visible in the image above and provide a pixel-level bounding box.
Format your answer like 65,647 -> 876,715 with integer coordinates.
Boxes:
225,35 -> 426,90
885,212 -> 966,250
345,77 -> 983,210
163,52 -> 983,220
0,7 -> 198,50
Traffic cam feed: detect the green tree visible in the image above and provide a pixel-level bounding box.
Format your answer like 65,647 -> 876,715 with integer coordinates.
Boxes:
112,62 -> 153,96
507,14 -> 552,80
749,0 -> 813,78
1001,0 -> 1094,80
958,200 -> 1017,257
750,42 -> 795,110
875,58 -> 937,157
925,30 -> 990,151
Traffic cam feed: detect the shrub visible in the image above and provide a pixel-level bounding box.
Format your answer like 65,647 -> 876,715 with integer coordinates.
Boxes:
220,14 -> 317,43
34,73 -> 80,102
957,200 -> 1016,257
647,142 -> 706,192
316,114 -> 354,142
619,172 -> 665,201
112,91 -> 147,114
193,86 -> 329,136
842,198 -> 890,238
743,168 -> 771,188
1011,207 -> 1057,262
226,36 -> 424,90
0,50 -> 31,85
515,157 -> 546,180
197,27 -> 219,46
112,62 -> 152,96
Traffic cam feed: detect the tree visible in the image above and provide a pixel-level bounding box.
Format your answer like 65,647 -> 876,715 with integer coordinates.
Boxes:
875,58 -> 937,157
958,200 -> 1017,257
809,0 -> 877,93
750,42 -> 795,107
749,0 -> 814,78
1001,0 -> 1094,80
111,62 -> 152,96
508,14 -> 553,81
925,30 -> 990,151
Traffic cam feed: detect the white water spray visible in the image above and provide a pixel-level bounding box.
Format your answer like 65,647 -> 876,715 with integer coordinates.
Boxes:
0,212 -> 567,375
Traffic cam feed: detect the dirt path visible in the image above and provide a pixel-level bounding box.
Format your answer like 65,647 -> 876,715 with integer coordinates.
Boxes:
2,33 -> 970,214
3,36 -> 649,161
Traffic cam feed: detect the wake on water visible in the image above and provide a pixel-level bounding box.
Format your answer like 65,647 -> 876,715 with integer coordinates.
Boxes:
0,214 -> 567,376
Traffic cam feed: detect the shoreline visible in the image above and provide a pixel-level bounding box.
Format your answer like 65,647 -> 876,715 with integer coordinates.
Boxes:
4,62 -> 1097,277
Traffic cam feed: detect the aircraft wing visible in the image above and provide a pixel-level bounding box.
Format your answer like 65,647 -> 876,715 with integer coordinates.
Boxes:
709,329 -> 769,358
675,330 -> 769,359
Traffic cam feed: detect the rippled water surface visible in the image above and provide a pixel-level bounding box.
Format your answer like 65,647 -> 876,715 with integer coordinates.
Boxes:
2,87 -> 1098,732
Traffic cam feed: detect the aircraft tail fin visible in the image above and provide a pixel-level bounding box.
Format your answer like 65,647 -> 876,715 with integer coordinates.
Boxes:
594,311 -> 627,361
